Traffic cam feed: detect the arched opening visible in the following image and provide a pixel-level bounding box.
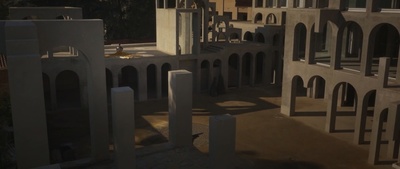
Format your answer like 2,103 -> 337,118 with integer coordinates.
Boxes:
255,52 -> 266,84
50,70 -> 91,163
147,64 -> 157,99
312,23 -> 332,65
216,32 -> 227,42
42,73 -> 51,111
201,60 -> 210,91
339,21 -> 363,71
254,13 -> 263,24
293,76 -> 308,114
213,59 -> 222,77
358,90 -> 376,144
229,33 -> 240,43
294,76 -> 326,116
266,13 -> 277,24
56,70 -> 81,109
105,69 -> 113,104
215,21 -> 227,33
161,63 -> 171,98
330,82 -> 358,132
255,33 -> 265,43
294,23 -> 307,60
307,76 -> 326,99
244,31 -> 253,41
242,53 -> 252,86
119,66 -> 139,100
369,24 -> 399,78
228,54 -> 240,88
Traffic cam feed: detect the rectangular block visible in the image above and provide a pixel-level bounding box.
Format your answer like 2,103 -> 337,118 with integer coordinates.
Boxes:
168,70 -> 192,147
209,114 -> 236,169
7,54 -> 50,168
111,87 -> 136,169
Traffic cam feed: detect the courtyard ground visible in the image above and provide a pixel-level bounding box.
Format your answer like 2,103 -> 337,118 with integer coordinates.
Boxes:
49,85 -> 394,169
133,85 -> 394,169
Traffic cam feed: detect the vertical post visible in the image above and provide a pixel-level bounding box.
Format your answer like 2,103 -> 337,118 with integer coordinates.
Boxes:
386,102 -> 400,159
111,87 -> 136,169
49,75 -> 57,110
5,21 -> 50,168
209,114 -> 236,169
168,70 -> 193,147
378,57 -> 390,88
325,92 -> 337,132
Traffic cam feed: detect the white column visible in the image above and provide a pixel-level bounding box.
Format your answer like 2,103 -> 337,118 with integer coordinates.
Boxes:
5,21 -> 50,168
209,114 -> 236,169
111,87 -> 136,169
168,70 -> 193,147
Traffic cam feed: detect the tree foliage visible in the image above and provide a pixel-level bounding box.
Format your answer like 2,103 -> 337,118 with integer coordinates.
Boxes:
0,0 -> 156,42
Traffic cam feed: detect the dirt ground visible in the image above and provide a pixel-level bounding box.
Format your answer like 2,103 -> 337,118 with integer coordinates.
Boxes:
47,85 -> 394,169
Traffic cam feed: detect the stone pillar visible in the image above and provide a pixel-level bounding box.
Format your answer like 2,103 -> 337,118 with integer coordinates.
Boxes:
325,92 -> 337,132
360,31 -> 372,76
157,66 -> 162,99
139,70 -> 147,101
168,70 -> 193,147
378,57 -> 390,88
209,114 -> 236,169
386,102 -> 400,159
280,75 -> 296,116
111,87 -> 136,169
353,94 -> 367,144
49,75 -> 57,110
368,106 -> 385,164
5,21 -> 50,168
250,55 -> 256,86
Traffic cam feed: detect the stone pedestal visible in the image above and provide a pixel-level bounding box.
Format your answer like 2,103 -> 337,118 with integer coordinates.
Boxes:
209,114 -> 236,169
111,87 -> 136,169
168,70 -> 193,147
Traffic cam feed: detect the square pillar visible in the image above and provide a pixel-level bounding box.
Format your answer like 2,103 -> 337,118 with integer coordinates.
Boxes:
5,21 -> 50,168
111,87 -> 136,169
168,70 -> 193,147
209,114 -> 236,169
378,57 -> 390,88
